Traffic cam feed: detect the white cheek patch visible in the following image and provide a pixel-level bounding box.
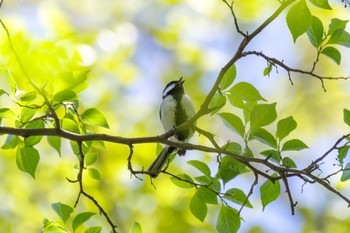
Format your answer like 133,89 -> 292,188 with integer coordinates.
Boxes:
162,83 -> 176,98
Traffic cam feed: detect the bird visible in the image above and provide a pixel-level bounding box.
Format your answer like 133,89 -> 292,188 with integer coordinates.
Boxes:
147,77 -> 196,178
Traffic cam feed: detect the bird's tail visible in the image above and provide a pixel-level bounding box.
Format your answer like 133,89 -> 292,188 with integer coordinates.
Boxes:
147,146 -> 177,178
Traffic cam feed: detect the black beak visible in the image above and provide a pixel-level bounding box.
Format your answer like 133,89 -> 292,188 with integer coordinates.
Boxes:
179,77 -> 185,85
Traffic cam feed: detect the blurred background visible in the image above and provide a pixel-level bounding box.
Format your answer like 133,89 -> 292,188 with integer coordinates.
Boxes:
1,0 -> 350,232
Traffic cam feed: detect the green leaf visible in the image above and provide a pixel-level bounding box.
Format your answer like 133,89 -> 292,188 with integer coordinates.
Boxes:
328,29 -> 350,47
51,202 -> 74,223
263,64 -> 273,76
42,219 -> 69,233
170,174 -> 195,189
341,163 -> 350,182
276,116 -> 297,140
321,47 -> 341,65
85,226 -> 102,233
81,108 -> 109,128
0,108 -> 17,119
85,152 -> 98,166
344,109 -> 350,127
229,82 -> 266,102
282,157 -> 297,168
216,206 -> 240,233
306,16 -> 324,48
260,149 -> 281,163
72,212 -> 95,232
286,0 -> 312,42
218,112 -> 245,138
87,168 -> 101,180
250,128 -> 277,148
128,222 -> 142,233
47,136 -> 61,157
0,89 -> 7,97
260,177 -> 280,211
2,135 -> 20,149
187,160 -> 211,177
24,120 -> 45,146
197,187 -> 218,204
308,0 -> 332,9
190,190 -> 207,222
218,156 -> 246,185
19,91 -> 37,103
338,146 -> 349,166
282,139 -> 308,151
328,18 -> 348,36
62,118 -> 80,134
16,146 -> 40,178
54,89 -> 78,102
223,188 -> 253,208
20,107 -> 37,123
223,142 -> 242,154
208,93 -> 226,114
250,103 -> 277,130
221,64 -> 236,90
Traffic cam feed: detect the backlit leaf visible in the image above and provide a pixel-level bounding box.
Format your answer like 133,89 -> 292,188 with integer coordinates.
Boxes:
321,47 -> 341,65
128,222 -> 142,233
308,0 -> 332,9
81,108 -> 109,128
221,64 -> 236,90
16,146 -> 40,179
224,188 -> 253,208
260,176 -> 280,210
286,0 -> 312,42
250,103 -> 277,130
72,212 -> 95,232
218,112 -> 245,137
282,139 -> 308,151
229,82 -> 266,102
216,206 -> 240,233
51,202 -> 73,223
276,116 -> 297,140
190,190 -> 207,222
187,160 -> 211,177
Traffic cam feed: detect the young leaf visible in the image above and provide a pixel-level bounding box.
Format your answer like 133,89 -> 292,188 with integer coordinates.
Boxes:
208,93 -> 226,114
128,222 -> 142,233
218,156 -> 246,185
341,163 -> 350,182
263,64 -> 273,76
282,157 -> 297,168
260,177 -> 280,211
24,120 -> 45,146
216,206 -> 240,233
223,142 -> 242,154
286,0 -> 312,42
81,108 -> 109,128
42,219 -> 69,233
328,29 -> 350,47
2,135 -> 20,149
221,64 -> 236,90
87,168 -> 101,180
53,89 -> 78,102
250,103 -> 277,130
344,109 -> 350,127
307,16 -> 324,48
190,190 -> 207,222
260,149 -> 281,163
337,146 -> 349,166
170,174 -> 195,189
19,91 -> 37,103
72,212 -> 95,232
282,139 -> 308,151
51,202 -> 74,223
308,0 -> 332,10
276,116 -> 297,140
197,187 -> 218,204
250,128 -> 277,148
328,18 -> 348,36
187,160 -> 211,177
85,152 -> 98,166
47,136 -> 61,157
321,47 -> 341,65
85,226 -> 102,233
229,82 -> 266,102
0,108 -> 17,119
223,188 -> 253,208
20,107 -> 37,123
16,146 -> 40,179
218,112 -> 245,138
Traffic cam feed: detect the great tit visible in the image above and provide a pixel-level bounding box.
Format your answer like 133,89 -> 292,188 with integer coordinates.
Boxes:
147,77 -> 196,178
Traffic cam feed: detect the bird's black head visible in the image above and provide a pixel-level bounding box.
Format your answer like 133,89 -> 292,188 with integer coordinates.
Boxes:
162,77 -> 185,99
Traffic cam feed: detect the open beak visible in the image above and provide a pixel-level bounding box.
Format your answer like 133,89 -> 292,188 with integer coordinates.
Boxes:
179,77 -> 185,85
